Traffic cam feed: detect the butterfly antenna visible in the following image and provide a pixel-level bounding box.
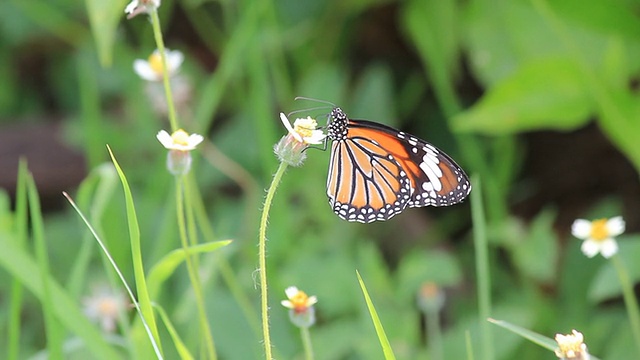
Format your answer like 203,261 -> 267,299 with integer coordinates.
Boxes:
294,96 -> 337,107
287,106 -> 333,118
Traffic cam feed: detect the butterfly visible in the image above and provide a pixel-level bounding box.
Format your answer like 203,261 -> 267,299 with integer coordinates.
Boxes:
325,107 -> 471,223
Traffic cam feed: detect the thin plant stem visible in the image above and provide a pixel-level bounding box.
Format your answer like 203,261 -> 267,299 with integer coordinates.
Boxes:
611,254 -> 640,355
470,175 -> 493,360
258,161 -> 289,360
300,327 -> 314,360
175,178 -> 217,359
425,311 -> 443,360
149,9 -> 178,132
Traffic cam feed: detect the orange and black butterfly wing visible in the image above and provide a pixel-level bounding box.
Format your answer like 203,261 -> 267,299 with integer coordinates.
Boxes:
326,111 -> 471,223
326,135 -> 412,223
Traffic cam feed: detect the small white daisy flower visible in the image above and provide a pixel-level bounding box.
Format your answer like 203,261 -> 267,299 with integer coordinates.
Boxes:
571,216 -> 624,259
281,286 -> 318,328
157,129 -> 203,151
125,0 -> 161,18
82,286 -> 129,333
554,329 -> 589,360
274,113 -> 325,166
279,113 -> 326,145
134,49 -> 184,81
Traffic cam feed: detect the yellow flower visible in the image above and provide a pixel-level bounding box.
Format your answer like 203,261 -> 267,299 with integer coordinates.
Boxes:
134,49 -> 184,82
281,286 -> 318,328
571,216 -> 624,259
417,282 -> 445,313
554,329 -> 589,360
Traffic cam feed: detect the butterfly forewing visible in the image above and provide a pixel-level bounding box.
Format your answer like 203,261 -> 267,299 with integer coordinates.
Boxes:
326,107 -> 471,223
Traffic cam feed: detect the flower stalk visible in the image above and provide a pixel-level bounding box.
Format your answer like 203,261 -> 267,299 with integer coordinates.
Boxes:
611,254 -> 640,355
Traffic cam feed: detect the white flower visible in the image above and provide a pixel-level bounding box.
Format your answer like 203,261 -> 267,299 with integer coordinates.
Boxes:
279,113 -> 326,145
571,216 -> 624,259
125,0 -> 161,18
134,49 -> 184,81
281,286 -> 318,328
82,286 -> 129,333
554,329 -> 589,360
156,129 -> 203,151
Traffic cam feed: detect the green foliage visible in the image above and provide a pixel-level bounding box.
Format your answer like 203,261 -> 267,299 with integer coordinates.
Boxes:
2,0 -> 640,359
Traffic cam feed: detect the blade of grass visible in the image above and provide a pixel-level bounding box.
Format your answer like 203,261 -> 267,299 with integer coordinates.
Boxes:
64,191 -> 163,359
107,146 -> 163,357
488,318 -> 601,360
153,304 -> 194,360
0,221 -> 121,359
470,175 -> 493,360
7,159 -> 29,360
355,270 -> 396,360
28,173 -> 64,359
146,240 -> 232,298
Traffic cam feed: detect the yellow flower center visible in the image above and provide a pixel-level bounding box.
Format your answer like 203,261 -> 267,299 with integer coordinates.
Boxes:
290,290 -> 311,311
590,219 -> 609,241
293,117 -> 319,139
171,129 -> 190,146
97,298 -> 118,316
148,52 -> 164,75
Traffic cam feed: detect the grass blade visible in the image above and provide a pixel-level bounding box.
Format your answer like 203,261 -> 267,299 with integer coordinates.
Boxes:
356,270 -> 396,360
28,173 -> 64,359
153,304 -> 194,360
107,146 -> 163,357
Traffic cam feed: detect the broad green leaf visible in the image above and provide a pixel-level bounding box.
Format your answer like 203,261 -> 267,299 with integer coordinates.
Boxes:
596,90 -> 640,174
549,0 -> 640,40
453,58 -> 592,134
509,210 -> 559,283
589,236 -> 640,302
84,0 -> 128,67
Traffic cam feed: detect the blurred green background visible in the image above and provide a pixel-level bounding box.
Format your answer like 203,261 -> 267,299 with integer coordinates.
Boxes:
1,0 -> 640,359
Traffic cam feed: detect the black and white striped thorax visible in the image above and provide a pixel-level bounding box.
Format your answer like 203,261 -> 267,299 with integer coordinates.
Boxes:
327,107 -> 349,141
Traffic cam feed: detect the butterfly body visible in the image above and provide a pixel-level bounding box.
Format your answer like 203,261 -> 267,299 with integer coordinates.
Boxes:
326,107 -> 471,223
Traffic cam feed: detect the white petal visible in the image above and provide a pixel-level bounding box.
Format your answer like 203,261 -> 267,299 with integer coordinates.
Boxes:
606,216 -> 625,237
599,238 -> 619,258
284,286 -> 299,299
133,59 -> 159,81
281,300 -> 293,309
187,133 -> 204,148
580,239 -> 600,258
571,219 -> 592,239
124,0 -> 139,14
165,50 -> 184,73
307,295 -> 318,306
304,130 -> 326,145
156,130 -> 173,148
280,113 -> 302,142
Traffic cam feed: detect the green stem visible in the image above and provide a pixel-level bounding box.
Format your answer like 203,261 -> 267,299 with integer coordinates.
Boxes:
150,9 -> 179,132
611,254 -> 640,355
300,326 -> 314,360
258,161 -> 289,359
425,311 -> 443,360
470,175 -> 493,360
175,178 -> 217,359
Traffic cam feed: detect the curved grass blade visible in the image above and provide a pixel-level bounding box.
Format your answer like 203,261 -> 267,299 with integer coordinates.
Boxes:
153,303 -> 194,360
356,270 -> 396,360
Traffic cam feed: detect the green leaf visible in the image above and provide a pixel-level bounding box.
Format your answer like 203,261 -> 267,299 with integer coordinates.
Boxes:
147,240 -> 232,298
548,0 -> 640,40
356,270 -> 396,360
589,236 -> 640,302
508,210 -> 559,283
453,58 -> 592,134
84,0 -> 127,67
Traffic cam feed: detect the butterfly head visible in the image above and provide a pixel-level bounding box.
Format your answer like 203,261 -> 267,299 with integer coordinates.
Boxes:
328,107 -> 349,141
